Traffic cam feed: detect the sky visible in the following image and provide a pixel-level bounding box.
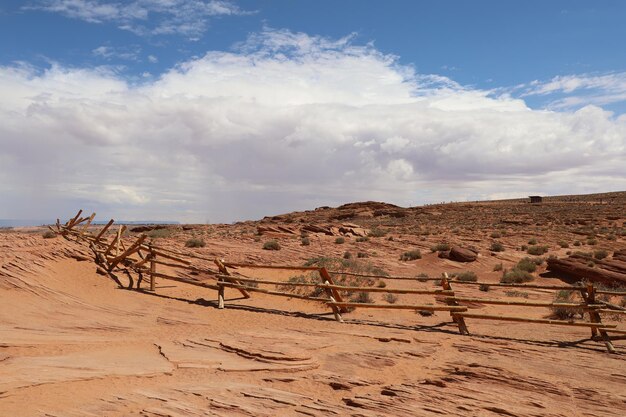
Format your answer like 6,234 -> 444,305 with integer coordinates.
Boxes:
1,1 -> 625,223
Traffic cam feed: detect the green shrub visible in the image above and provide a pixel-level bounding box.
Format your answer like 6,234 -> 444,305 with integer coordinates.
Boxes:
301,237 -> 310,246
493,263 -> 503,272
490,242 -> 505,252
521,244 -> 528,251
431,243 -> 450,252
343,251 -> 352,259
515,258 -> 537,273
356,236 -> 369,242
350,291 -> 373,304
400,249 -> 422,261
504,290 -> 529,298
527,245 -> 549,256
357,252 -> 369,258
147,228 -> 173,239
528,238 -> 537,245
263,240 -> 281,250
550,290 -> 581,320
479,283 -> 490,292
557,240 -> 569,248
384,293 -> 398,304
335,237 -> 345,244
587,238 -> 597,245
456,271 -> 478,282
368,227 -> 386,238
185,238 -> 205,248
42,230 -> 57,239
593,249 -> 609,260
490,231 -> 502,238
573,240 -> 581,246
500,269 -> 534,284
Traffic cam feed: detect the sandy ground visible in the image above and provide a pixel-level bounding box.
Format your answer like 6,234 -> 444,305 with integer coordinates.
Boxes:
1,196 -> 626,416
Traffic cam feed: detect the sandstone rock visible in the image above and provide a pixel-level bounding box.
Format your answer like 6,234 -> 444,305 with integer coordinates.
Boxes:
449,246 -> 478,262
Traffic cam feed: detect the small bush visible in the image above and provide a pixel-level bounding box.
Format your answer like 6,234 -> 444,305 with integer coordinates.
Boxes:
147,228 -> 173,239
493,263 -> 503,272
520,244 -> 528,251
263,240 -> 281,250
400,249 -> 422,261
418,310 -> 434,317
384,293 -> 398,304
551,290 -> 581,320
479,284 -> 490,292
357,252 -> 369,258
490,231 -> 502,238
456,271 -> 478,282
501,269 -> 534,284
527,245 -> 549,256
528,238 -> 538,245
587,238 -> 597,245
335,237 -> 345,244
387,236 -> 394,241
343,251 -> 352,259
377,280 -> 387,288
573,240 -> 581,246
557,240 -> 569,248
505,290 -> 529,298
490,242 -> 505,252
368,227 -> 386,238
185,238 -> 205,248
593,249 -> 609,260
42,230 -> 57,239
356,236 -> 369,242
431,243 -> 450,252
301,237 -> 310,246
515,258 -> 537,273
350,291 -> 373,304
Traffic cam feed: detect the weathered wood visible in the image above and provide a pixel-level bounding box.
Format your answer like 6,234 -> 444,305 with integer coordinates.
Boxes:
108,235 -> 147,270
149,248 -> 156,292
80,212 -> 96,235
595,290 -> 626,296
442,273 -> 469,335
327,302 -> 468,312
327,270 -> 441,281
605,329 -> 626,335
452,312 -> 617,328
65,209 -> 83,229
450,281 -> 586,291
597,309 -> 626,315
217,281 -> 329,301
94,219 -> 114,242
319,267 -> 346,312
449,296 -> 601,309
150,271 -> 220,290
214,258 -> 250,299
224,262 -> 322,272
327,291 -> 343,323
585,284 -> 616,353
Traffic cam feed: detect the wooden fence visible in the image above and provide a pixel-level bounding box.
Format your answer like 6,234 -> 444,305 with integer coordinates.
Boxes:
52,210 -> 625,353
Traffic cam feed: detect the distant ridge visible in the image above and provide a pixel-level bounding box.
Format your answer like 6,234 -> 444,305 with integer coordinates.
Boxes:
0,219 -> 180,227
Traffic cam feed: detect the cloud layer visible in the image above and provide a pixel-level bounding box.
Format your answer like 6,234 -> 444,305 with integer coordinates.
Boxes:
28,0 -> 249,38
1,28 -> 625,222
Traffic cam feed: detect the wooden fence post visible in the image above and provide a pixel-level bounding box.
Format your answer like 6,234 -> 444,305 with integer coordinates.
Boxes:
584,283 -> 615,353
441,273 -> 469,335
323,280 -> 343,322
319,268 -> 347,313
149,245 -> 156,292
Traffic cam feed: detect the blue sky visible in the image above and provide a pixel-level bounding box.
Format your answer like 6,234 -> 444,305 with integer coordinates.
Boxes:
0,1 -> 625,222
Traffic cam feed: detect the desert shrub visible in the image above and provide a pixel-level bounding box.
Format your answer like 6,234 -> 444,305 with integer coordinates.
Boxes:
607,234 -> 616,241
185,238 -> 205,248
253,236 -> 261,242
368,227 -> 386,238
587,238 -> 597,245
301,237 -> 310,246
357,252 -> 369,258
528,238 -> 538,245
387,236 -> 394,241
263,240 -> 281,250
400,249 -> 422,261
356,236 -> 369,242
457,271 -> 478,282
490,242 -> 505,252
557,240 -> 569,248
350,291 -> 373,304
527,245 -> 549,255
520,244 -> 528,251
573,240 -> 581,246
493,263 -> 503,272
504,290 -> 529,298
479,283 -> 490,292
550,290 -> 581,320
417,273 -> 430,282
500,269 -> 534,284
343,251 -> 352,259
377,280 -> 387,288
566,250 -> 572,255
42,230 -> 57,239
418,310 -> 434,317
335,237 -> 345,244
490,231 -> 502,238
593,249 -> 609,260
431,242 -> 450,252
515,258 -> 537,273
384,293 -> 398,304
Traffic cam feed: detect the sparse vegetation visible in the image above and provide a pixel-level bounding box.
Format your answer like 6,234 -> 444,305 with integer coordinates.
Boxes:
350,291 -> 373,304
356,236 -> 369,242
504,290 -> 529,298
493,263 -> 503,272
301,237 -> 310,246
368,227 -> 386,238
343,251 -> 352,259
593,249 -> 609,260
357,252 -> 369,258
500,268 -> 534,284
147,228 -> 173,239
550,290 -> 582,320
557,240 -> 569,248
490,242 -> 505,252
587,238 -> 598,245
400,249 -> 422,261
490,231 -> 502,238
263,240 -> 281,250
185,238 -> 205,248
42,230 -> 57,239
431,243 -> 450,252
527,245 -> 549,255
515,258 -> 537,273
456,271 -> 478,282
528,238 -> 537,245
335,237 -> 345,244
383,293 -> 398,304
479,283 -> 490,292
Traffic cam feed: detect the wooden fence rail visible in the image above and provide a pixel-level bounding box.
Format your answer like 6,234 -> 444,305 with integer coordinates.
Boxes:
53,210 -> 625,353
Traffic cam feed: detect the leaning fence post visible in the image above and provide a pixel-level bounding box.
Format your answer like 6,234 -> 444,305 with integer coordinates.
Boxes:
149,245 -> 156,292
585,283 -> 615,353
323,280 -> 343,323
441,273 -> 469,335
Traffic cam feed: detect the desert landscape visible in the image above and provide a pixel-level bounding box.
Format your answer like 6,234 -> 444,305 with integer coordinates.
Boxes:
1,192 -> 625,416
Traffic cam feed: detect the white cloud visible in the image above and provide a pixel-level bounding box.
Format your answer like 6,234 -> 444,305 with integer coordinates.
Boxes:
1,28 -> 625,222
147,54 -> 158,63
521,72 -> 626,110
28,0 -> 250,38
92,45 -> 141,61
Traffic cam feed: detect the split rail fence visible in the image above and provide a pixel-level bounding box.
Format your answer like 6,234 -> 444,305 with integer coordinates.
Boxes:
52,210 -> 625,353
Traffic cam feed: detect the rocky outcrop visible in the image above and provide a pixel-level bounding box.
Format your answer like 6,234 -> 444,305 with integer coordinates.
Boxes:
547,253 -> 626,285
449,246 -> 478,262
